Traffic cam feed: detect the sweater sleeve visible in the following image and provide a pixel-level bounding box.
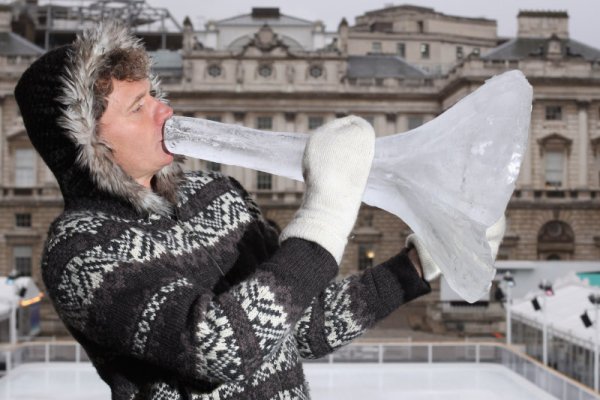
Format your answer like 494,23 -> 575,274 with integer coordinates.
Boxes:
293,249 -> 431,359
42,215 -> 337,386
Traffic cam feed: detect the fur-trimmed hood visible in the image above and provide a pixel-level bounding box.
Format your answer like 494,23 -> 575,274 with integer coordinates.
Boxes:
15,21 -> 183,216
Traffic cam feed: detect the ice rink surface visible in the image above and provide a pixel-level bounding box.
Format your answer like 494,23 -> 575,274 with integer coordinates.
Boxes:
0,362 -> 558,400
305,363 -> 558,400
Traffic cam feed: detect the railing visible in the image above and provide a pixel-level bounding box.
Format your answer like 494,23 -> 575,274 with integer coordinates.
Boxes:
0,341 -> 90,373
254,190 -> 303,205
308,341 -> 600,400
1,341 -> 598,400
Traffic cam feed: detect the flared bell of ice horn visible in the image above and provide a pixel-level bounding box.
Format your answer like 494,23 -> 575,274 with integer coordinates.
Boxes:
164,70 -> 533,303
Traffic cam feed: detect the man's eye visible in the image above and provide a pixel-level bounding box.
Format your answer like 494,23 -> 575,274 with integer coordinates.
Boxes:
149,89 -> 157,97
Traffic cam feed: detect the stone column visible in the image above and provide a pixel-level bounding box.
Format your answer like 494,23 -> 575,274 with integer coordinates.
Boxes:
0,97 -> 3,188
577,101 -> 589,189
396,114 -> 408,133
519,119 -> 533,191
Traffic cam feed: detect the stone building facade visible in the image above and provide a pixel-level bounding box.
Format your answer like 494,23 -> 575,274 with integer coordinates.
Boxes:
0,3 -> 599,337
342,5 -> 499,75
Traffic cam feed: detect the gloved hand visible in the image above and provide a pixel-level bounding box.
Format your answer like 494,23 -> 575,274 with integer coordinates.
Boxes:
406,215 -> 507,281
280,116 -> 375,264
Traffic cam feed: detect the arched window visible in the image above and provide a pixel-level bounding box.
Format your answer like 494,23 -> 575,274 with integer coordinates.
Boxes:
537,220 -> 575,260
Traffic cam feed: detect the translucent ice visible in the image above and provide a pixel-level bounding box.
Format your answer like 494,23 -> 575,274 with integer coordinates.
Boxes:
164,70 -> 533,303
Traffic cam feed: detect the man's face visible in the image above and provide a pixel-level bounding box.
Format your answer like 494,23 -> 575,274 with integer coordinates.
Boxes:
99,78 -> 174,187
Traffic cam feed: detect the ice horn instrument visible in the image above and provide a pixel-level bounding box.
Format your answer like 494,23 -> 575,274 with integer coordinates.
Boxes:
164,70 -> 532,303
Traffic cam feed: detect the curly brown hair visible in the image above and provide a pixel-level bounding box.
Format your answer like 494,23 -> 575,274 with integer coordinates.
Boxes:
93,47 -> 150,121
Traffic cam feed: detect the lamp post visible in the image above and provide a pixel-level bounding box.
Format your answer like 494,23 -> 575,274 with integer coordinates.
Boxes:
503,272 -> 515,345
588,293 -> 600,392
538,280 -> 554,366
366,249 -> 375,269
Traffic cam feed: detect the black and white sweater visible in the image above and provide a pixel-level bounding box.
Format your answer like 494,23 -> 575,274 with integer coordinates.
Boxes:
42,171 -> 429,399
14,22 -> 431,400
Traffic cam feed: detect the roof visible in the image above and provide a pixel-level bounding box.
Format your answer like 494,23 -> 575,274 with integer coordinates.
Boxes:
0,32 -> 44,56
364,4 -> 435,15
483,37 -> 600,61
360,4 -> 495,24
518,10 -> 569,18
217,12 -> 314,27
347,55 -> 428,79
0,276 -> 41,303
578,273 -> 600,287
511,273 -> 599,350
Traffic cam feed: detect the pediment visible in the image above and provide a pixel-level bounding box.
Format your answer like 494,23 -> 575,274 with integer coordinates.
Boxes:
537,133 -> 572,147
236,24 -> 298,58
6,126 -> 28,141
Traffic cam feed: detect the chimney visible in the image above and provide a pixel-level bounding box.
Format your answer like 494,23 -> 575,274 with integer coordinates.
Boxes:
251,8 -> 280,19
0,5 -> 12,33
517,10 -> 569,39
338,18 -> 348,54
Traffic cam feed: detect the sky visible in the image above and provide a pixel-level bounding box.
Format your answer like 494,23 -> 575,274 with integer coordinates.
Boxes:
146,0 -> 600,50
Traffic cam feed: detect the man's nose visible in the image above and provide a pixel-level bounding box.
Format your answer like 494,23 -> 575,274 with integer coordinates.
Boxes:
156,100 -> 173,123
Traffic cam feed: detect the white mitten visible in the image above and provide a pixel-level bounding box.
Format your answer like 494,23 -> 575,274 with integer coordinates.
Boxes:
405,234 -> 442,281
280,116 -> 375,263
485,215 -> 506,260
406,215 -> 507,281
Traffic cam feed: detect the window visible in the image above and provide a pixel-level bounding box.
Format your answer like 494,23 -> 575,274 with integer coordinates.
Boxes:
256,116 -> 273,130
309,65 -> 323,78
308,116 -> 324,130
456,46 -> 464,59
15,213 -> 31,228
13,246 -> 32,276
358,245 -> 375,271
537,220 -> 574,260
408,116 -> 424,130
256,171 -> 272,190
258,64 -> 272,78
472,47 -> 480,56
420,43 -> 430,59
206,162 -> 221,172
372,42 -> 382,53
397,43 -> 405,58
370,22 -> 393,33
206,115 -> 222,122
363,116 -> 375,127
207,64 -> 222,77
14,148 -> 36,187
545,150 -> 564,187
546,106 -> 562,121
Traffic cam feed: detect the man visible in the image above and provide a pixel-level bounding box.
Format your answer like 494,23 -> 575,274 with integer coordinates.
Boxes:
14,22 -> 457,399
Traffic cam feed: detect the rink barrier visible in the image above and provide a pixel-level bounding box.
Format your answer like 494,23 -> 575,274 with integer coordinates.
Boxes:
0,341 -> 598,400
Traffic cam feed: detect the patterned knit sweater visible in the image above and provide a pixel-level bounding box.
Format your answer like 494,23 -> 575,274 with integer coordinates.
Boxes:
42,171 -> 431,399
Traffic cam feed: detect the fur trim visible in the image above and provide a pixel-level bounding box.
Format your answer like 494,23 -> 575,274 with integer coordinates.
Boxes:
56,21 -> 183,216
